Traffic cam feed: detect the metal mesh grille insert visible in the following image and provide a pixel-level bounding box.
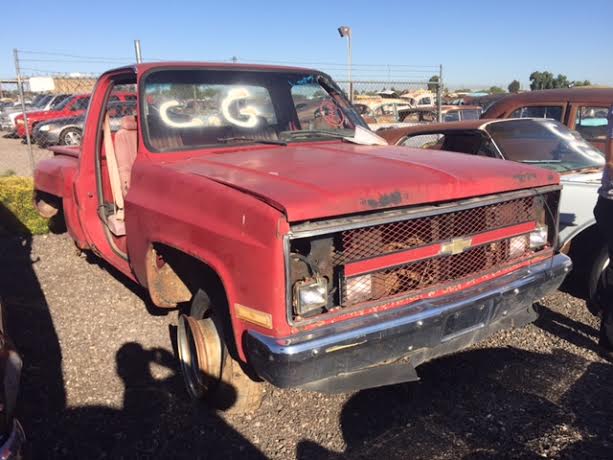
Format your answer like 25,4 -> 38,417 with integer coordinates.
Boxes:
340,196 -> 539,263
343,235 -> 533,307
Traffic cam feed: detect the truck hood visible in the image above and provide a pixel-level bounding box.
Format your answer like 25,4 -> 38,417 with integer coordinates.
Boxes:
169,142 -> 559,222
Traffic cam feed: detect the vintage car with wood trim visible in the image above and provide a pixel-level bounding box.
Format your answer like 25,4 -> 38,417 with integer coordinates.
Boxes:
32,62 -> 571,413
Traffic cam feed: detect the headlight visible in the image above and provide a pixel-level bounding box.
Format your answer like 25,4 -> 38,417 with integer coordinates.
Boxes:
529,224 -> 548,249
293,276 -> 328,317
38,124 -> 50,132
16,119 -> 24,125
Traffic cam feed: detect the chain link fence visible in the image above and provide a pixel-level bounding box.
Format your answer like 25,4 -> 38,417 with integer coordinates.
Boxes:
0,49 -> 443,174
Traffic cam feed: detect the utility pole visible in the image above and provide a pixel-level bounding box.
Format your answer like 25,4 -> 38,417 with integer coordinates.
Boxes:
134,40 -> 143,63
437,64 -> 443,123
13,49 -> 35,173
338,26 -> 352,102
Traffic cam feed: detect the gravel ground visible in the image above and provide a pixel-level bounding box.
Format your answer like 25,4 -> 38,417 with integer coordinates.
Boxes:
0,135 -> 51,177
0,233 -> 611,459
0,133 -> 612,458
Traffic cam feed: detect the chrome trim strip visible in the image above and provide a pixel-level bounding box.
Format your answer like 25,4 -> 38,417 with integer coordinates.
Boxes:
288,186 -> 561,239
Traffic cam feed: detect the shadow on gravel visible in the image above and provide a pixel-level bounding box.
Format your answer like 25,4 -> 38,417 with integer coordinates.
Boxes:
1,205 -> 265,459
298,341 -> 613,459
82,251 -> 171,317
42,342 -> 266,459
534,302 -> 600,353
0,205 -> 66,457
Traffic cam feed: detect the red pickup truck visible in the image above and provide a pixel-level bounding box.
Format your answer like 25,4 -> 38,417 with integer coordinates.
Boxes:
16,92 -> 135,139
33,62 -> 571,413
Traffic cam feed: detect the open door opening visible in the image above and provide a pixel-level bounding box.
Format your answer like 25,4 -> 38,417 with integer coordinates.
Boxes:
95,80 -> 138,259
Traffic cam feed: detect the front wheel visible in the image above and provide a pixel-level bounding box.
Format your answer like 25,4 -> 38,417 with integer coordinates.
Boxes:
176,290 -> 263,413
59,127 -> 82,146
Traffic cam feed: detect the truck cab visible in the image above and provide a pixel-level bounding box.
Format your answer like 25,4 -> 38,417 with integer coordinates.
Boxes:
34,62 -> 571,413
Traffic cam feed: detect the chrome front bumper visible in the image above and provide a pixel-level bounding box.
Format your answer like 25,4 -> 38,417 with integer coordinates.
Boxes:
246,254 -> 572,393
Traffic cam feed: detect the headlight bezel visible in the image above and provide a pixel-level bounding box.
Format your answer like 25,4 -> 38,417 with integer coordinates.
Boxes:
292,276 -> 328,317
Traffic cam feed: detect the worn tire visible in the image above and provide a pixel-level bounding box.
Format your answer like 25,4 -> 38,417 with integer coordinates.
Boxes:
178,289 -> 263,414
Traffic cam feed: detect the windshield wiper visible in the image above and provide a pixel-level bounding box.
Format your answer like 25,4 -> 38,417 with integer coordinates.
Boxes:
521,160 -> 562,164
217,136 -> 287,146
281,130 -> 348,140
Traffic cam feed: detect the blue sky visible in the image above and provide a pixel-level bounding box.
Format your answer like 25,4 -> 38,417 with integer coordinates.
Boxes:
2,0 -> 612,89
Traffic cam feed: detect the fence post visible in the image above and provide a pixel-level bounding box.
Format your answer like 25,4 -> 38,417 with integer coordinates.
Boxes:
437,64 -> 443,123
13,49 -> 35,174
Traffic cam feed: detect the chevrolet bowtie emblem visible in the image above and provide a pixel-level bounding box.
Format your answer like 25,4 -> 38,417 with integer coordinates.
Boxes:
440,237 -> 473,255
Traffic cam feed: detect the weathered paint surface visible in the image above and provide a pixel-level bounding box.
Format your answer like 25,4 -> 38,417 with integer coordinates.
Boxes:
32,61 -> 561,363
168,141 -> 557,222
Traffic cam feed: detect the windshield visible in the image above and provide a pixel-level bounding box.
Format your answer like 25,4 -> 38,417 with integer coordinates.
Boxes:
34,95 -> 52,108
53,95 -> 76,111
142,68 -> 367,151
49,94 -> 71,110
485,119 -> 604,172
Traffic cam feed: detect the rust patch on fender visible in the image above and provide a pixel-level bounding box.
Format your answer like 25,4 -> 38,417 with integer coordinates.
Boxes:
145,247 -> 191,308
513,172 -> 537,183
362,191 -> 405,209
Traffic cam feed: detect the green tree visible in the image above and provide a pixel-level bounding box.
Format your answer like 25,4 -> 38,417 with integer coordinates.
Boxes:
529,71 -> 591,90
488,86 -> 506,94
428,75 -> 440,92
508,80 -> 520,93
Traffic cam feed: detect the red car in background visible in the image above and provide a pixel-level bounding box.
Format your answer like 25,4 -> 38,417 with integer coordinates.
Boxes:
15,92 -> 135,139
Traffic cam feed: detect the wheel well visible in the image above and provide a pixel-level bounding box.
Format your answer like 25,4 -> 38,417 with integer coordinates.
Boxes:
33,190 -> 60,218
148,243 -> 239,357
146,244 -> 229,307
567,224 -> 603,272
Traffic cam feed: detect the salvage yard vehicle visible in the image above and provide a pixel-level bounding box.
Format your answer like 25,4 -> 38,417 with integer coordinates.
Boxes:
33,100 -> 136,147
379,118 -> 604,302
33,62 -> 570,413
15,93 -> 135,140
482,88 -> 613,152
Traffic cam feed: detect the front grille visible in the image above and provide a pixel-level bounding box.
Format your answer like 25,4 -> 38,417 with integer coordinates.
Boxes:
342,235 -> 532,306
289,190 -> 557,318
340,195 -> 540,263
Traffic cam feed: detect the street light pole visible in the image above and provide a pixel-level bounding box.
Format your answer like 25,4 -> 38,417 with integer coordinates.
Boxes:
338,26 -> 352,102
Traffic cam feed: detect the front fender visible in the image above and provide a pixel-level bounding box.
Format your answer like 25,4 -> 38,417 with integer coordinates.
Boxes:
125,161 -> 290,361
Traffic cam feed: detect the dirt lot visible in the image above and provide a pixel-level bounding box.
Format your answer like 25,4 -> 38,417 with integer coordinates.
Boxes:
0,135 -> 612,459
0,135 -> 51,176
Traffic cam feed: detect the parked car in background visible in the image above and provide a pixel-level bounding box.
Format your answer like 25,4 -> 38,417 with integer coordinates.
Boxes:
14,94 -> 91,139
33,62 -> 569,413
0,94 -> 72,132
482,88 -> 613,152
34,100 -> 137,147
401,91 -> 437,107
362,105 -> 482,131
380,117 -> 605,302
16,93 -> 135,140
400,105 -> 482,123
359,101 -> 412,129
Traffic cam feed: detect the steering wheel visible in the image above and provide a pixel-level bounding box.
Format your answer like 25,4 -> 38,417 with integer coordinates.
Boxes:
315,100 -> 345,128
